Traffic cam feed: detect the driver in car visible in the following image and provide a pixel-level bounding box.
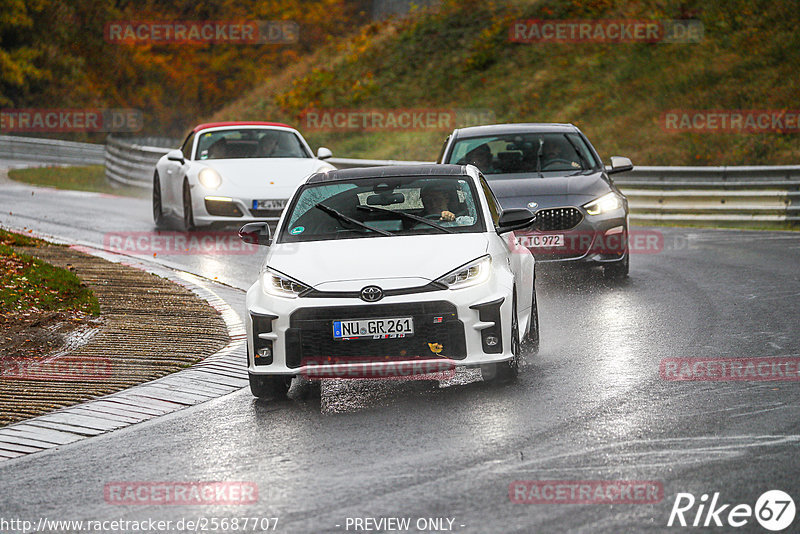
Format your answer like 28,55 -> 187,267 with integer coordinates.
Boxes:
461,143 -> 493,173
420,182 -> 464,222
207,138 -> 228,159
257,132 -> 280,157
542,140 -> 581,169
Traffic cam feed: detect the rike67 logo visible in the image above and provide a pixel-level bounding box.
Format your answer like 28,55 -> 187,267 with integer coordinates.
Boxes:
668,490 -> 795,531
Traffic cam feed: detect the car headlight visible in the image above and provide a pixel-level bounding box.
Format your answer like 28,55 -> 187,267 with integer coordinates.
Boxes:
198,167 -> 222,189
261,268 -> 310,298
434,255 -> 492,289
583,192 -> 621,215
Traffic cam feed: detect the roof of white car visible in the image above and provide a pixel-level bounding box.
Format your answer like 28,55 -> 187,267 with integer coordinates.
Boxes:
192,121 -> 293,133
307,164 -> 471,184
453,123 -> 579,137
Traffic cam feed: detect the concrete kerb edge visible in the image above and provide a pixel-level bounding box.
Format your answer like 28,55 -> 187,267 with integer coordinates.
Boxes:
0,226 -> 249,461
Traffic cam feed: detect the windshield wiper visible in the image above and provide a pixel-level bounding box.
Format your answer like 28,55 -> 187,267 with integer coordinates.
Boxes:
313,203 -> 394,236
356,205 -> 455,234
536,137 -> 544,178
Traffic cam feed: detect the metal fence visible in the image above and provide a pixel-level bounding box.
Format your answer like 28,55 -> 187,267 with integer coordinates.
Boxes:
104,135 -> 179,187
0,135 -> 104,166
97,137 -> 800,227
613,167 -> 800,226
2,135 -> 798,226
102,136 -> 431,187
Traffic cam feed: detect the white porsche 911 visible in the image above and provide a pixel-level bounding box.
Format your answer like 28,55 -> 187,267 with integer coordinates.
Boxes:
238,164 -> 539,399
152,121 -> 336,230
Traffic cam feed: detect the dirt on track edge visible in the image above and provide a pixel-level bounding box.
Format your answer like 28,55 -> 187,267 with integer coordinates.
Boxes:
0,244 -> 230,426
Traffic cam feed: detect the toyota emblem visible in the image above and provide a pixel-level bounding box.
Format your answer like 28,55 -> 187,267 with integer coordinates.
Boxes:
360,285 -> 384,302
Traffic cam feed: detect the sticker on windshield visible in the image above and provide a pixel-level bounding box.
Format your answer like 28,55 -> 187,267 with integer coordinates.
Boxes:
290,226 -> 305,235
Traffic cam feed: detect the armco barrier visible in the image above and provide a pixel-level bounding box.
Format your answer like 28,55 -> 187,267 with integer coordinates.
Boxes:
613,167 -> 800,226
0,135 -> 104,166
104,135 -> 179,187
2,135 -> 798,227
99,137 -> 800,227
102,136 -> 430,187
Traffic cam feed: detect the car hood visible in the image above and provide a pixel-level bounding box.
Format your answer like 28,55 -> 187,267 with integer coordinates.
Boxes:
198,158 -> 333,196
265,233 -> 489,290
487,171 -> 611,210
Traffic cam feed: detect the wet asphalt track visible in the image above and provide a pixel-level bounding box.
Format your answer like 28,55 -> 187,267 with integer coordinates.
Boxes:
1,172 -> 800,533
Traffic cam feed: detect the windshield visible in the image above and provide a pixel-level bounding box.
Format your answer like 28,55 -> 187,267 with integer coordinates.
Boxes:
279,176 -> 485,243
447,132 -> 600,175
195,128 -> 310,160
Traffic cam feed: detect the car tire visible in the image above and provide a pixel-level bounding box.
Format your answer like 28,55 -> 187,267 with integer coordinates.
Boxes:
306,379 -> 322,398
153,173 -> 166,228
482,292 -> 520,384
249,373 -> 292,399
521,288 -> 540,355
182,180 -> 196,232
604,249 -> 629,280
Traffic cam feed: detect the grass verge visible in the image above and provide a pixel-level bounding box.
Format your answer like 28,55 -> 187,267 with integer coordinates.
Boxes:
8,165 -> 148,198
0,229 -> 99,316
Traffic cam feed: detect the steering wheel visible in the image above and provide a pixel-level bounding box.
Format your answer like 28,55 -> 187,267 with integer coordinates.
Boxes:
542,159 -> 573,170
424,213 -> 445,220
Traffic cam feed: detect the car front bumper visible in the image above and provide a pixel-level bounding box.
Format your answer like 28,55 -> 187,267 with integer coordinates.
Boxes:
189,187 -> 287,226
245,273 -> 525,378
517,207 -> 628,266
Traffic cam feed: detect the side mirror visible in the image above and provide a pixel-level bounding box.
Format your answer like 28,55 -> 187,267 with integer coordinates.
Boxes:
167,149 -> 185,164
496,208 -> 535,234
317,147 -> 333,160
239,222 -> 271,246
606,156 -> 633,175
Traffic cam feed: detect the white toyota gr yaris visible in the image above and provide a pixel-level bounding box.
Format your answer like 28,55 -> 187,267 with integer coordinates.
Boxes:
239,164 -> 539,398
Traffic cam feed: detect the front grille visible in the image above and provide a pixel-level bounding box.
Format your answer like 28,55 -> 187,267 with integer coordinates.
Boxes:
286,302 -> 466,367
533,207 -> 583,231
249,208 -> 283,219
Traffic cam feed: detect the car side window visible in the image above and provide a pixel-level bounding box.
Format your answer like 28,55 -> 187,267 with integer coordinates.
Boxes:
181,132 -> 195,160
479,175 -> 500,226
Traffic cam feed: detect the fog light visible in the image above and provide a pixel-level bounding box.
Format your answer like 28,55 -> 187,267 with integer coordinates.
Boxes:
471,298 -> 504,354
257,347 -> 272,359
